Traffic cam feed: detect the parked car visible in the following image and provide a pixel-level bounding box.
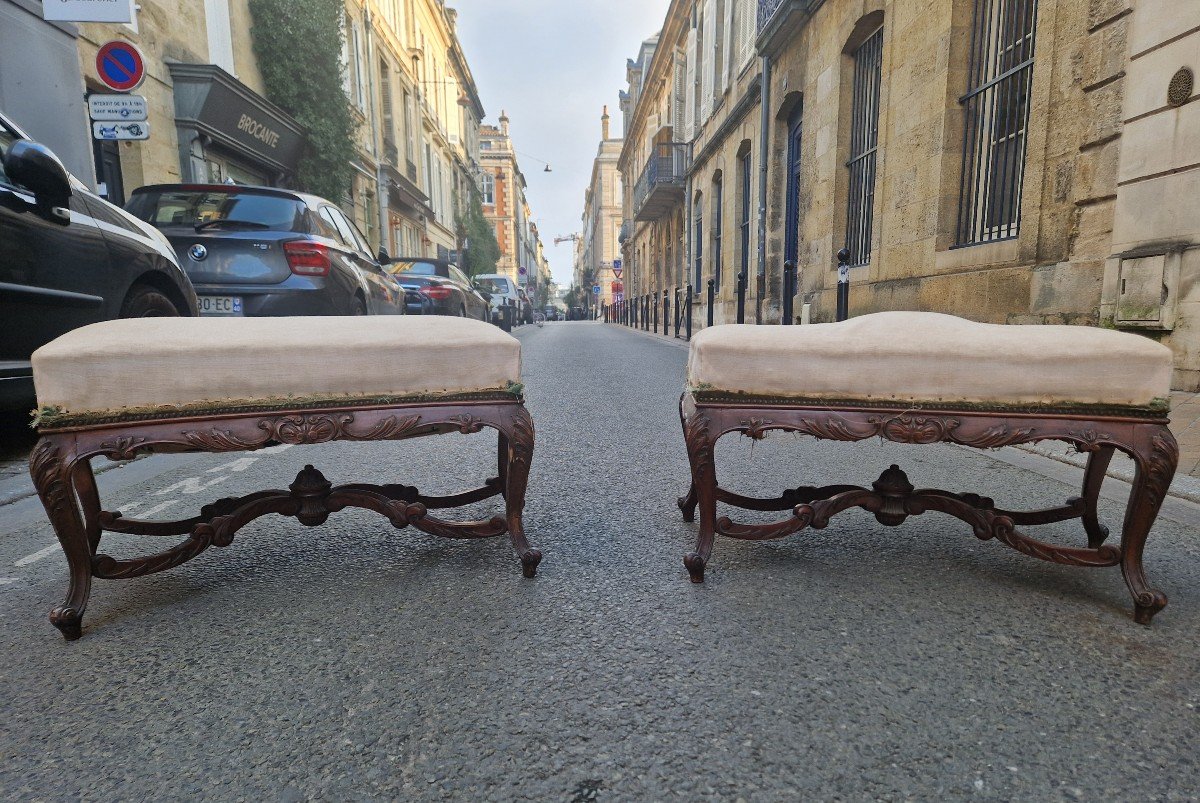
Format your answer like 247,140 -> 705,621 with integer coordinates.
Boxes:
125,184 -> 405,318
386,258 -> 490,320
544,306 -> 562,321
475,274 -> 522,328
0,110 -> 197,410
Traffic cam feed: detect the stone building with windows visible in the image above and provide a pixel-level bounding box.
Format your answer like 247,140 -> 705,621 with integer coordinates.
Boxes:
618,0 -> 1200,387
70,0 -> 305,207
480,112 -> 550,290
343,0 -> 485,257
578,107 -> 625,310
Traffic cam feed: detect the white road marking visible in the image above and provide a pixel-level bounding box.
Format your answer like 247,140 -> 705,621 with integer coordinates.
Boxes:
257,444 -> 294,455
15,544 -> 60,567
136,499 -> 180,519
156,475 -> 230,496
0,577 -> 20,586
120,501 -> 143,512
207,457 -> 258,474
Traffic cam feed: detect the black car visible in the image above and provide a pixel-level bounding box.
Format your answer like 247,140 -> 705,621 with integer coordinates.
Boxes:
0,112 -> 197,410
126,184 -> 405,317
387,258 -> 491,321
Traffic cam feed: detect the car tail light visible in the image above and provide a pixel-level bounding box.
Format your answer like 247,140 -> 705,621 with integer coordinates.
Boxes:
284,241 -> 331,277
419,285 -> 453,300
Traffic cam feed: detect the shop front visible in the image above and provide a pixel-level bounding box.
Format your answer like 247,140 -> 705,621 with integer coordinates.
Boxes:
167,63 -> 304,188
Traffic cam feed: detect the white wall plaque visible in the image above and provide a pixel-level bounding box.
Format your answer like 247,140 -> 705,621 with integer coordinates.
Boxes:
43,0 -> 134,23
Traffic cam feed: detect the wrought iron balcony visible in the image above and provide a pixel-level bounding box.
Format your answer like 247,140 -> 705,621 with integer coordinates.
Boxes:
633,143 -> 688,222
618,220 -> 632,244
758,0 -> 786,31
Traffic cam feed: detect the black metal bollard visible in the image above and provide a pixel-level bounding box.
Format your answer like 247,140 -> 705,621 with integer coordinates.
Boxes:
735,272 -> 746,324
653,291 -> 658,333
662,290 -> 669,337
674,287 -> 681,338
706,278 -> 715,328
685,284 -> 694,340
643,294 -> 650,331
782,261 -> 796,325
836,247 -> 851,322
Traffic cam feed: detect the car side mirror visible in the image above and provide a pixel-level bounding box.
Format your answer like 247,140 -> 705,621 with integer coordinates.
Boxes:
376,246 -> 391,265
4,140 -> 72,221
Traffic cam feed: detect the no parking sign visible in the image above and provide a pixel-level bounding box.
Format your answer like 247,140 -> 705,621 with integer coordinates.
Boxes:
96,41 -> 146,92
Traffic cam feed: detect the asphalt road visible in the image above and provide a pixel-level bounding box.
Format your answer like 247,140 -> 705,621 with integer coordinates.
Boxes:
1,321 -> 1198,800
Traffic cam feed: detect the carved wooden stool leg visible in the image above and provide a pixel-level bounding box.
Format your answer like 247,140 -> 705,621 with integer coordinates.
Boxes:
71,459 -> 104,554
496,431 -> 509,500
1080,445 -> 1114,548
1120,428 -> 1177,625
682,411 -> 718,582
678,482 -> 698,523
30,440 -> 92,641
501,408 -> 541,578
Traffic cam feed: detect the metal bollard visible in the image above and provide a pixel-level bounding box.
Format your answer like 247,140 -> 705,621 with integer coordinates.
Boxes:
653,290 -> 659,334
674,287 -> 681,338
836,247 -> 851,322
735,272 -> 746,324
706,278 -> 715,328
662,290 -> 669,338
782,261 -> 796,325
685,283 -> 694,340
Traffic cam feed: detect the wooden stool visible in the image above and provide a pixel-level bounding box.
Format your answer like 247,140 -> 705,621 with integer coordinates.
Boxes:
30,316 -> 539,640
678,312 -> 1177,624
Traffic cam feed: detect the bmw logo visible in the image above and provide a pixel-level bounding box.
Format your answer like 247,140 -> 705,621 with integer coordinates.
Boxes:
188,244 -> 208,261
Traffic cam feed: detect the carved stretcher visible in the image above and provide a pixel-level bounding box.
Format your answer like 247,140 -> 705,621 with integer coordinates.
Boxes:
29,316 -> 539,640
678,312 -> 1178,624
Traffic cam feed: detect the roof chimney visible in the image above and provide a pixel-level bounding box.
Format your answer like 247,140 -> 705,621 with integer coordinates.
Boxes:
499,110 -> 509,137
602,105 -> 610,140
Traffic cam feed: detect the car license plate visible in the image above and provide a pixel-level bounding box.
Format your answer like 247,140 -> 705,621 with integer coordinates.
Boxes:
198,295 -> 243,316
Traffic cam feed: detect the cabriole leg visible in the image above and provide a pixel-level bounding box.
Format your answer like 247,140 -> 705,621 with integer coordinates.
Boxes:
501,407 -> 541,578
30,440 -> 92,641
1120,428 -> 1177,625
1080,445 -> 1114,548
682,409 -> 718,582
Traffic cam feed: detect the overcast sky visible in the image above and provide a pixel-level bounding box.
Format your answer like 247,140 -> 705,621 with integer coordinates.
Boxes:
453,0 -> 671,286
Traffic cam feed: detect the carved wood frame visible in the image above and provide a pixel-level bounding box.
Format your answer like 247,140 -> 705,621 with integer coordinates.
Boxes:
677,394 -> 1178,625
30,398 -> 539,640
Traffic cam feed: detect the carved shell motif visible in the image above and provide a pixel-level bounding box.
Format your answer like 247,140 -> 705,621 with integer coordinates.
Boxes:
870,415 -> 961,444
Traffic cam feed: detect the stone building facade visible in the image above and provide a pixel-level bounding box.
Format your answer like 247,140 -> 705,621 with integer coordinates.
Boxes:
577,107 -> 625,310
618,0 -> 1200,388
480,112 -> 550,291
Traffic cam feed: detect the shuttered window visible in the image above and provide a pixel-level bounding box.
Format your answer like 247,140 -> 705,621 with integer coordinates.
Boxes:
673,55 -> 687,132
737,0 -> 756,67
844,27 -> 883,267
720,0 -> 734,93
700,0 -> 715,124
684,28 -> 697,140
955,0 -> 1038,245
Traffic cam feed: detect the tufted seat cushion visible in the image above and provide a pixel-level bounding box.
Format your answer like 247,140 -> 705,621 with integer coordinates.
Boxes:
687,312 -> 1173,409
32,316 -> 521,422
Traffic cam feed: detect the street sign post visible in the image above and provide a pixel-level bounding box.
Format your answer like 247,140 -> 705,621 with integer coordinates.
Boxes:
612,259 -> 622,279
593,285 -> 601,295
88,94 -> 148,121
92,121 -> 150,141
96,41 -> 146,92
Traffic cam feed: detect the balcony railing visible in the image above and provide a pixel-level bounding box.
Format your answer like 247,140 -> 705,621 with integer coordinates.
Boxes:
633,142 -> 688,222
758,0 -> 786,31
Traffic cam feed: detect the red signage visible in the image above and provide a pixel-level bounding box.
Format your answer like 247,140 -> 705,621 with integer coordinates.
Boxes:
611,281 -> 623,294
96,41 -> 146,92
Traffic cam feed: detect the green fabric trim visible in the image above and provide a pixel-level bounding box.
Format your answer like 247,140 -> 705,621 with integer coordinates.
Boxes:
33,386 -> 523,431
685,388 -> 1170,419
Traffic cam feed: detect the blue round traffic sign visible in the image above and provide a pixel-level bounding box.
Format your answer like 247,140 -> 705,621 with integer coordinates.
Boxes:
96,41 -> 146,92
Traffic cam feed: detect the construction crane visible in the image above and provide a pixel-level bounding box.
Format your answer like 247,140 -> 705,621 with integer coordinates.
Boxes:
554,233 -> 581,247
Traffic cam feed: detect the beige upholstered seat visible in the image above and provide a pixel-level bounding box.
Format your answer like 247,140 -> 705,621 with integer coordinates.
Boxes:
687,312 -> 1173,409
33,316 -> 521,419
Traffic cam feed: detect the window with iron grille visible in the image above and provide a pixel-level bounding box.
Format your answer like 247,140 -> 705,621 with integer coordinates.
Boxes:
712,175 -> 723,293
956,0 -> 1038,245
844,27 -> 883,267
739,150 -> 752,280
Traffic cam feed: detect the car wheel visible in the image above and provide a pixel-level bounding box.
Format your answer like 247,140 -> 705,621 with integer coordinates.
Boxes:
459,305 -> 467,317
352,297 -> 368,315
120,284 -> 180,318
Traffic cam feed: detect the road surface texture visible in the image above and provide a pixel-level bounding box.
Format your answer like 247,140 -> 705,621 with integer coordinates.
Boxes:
1,322 -> 1198,800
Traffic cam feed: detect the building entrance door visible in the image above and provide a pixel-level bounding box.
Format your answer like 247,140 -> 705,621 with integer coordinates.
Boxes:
784,104 -> 803,265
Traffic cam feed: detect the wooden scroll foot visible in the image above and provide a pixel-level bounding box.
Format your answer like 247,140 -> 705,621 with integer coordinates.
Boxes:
684,552 -> 707,583
31,440 -> 93,641
1119,430 -> 1177,625
520,548 -> 543,579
